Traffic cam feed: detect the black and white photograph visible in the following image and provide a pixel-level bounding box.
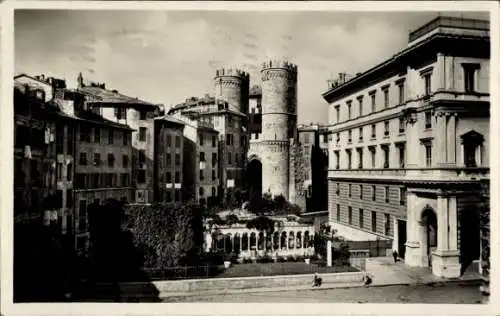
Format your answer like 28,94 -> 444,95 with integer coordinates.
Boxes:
1,0 -> 497,314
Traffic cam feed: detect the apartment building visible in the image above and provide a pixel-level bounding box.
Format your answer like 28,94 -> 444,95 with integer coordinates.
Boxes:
153,116 -> 185,204
322,16 -> 490,278
76,73 -> 160,204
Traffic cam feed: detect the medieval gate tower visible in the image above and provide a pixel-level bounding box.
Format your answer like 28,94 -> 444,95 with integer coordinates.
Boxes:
257,60 -> 298,200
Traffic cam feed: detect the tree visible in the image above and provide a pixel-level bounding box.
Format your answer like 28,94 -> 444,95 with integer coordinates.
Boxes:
313,223 -> 349,261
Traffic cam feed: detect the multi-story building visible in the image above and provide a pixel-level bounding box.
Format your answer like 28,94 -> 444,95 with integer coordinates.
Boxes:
178,113 -> 220,207
153,116 -> 185,204
76,73 -> 160,204
322,16 -> 490,278
55,87 -> 134,253
168,68 -> 250,202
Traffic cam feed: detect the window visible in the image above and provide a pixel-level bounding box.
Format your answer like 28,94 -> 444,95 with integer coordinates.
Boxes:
80,125 -> 91,142
94,153 -> 101,166
346,150 -> 352,170
212,135 -> 217,147
398,81 -> 405,104
334,151 -> 340,170
123,155 -> 129,168
371,124 -> 376,139
303,133 -> 310,144
139,110 -> 147,120
424,141 -> 432,167
369,147 -> 376,168
348,207 -> 352,225
335,105 -> 340,123
382,145 -> 389,169
348,130 -> 352,143
123,132 -> 129,146
199,187 -> 205,196
212,169 -> 216,181
357,148 -> 363,169
399,117 -> 405,133
67,163 -> 73,182
462,132 -> 484,168
463,64 -> 479,93
166,153 -> 171,165
384,214 -> 391,236
200,152 -> 206,162
398,144 -> 406,168
166,190 -> 172,202
226,134 -> 232,146
372,185 -> 376,201
228,152 -> 232,165
200,170 -> 204,181
199,134 -> 204,146
336,183 -> 340,195
424,111 -> 432,129
139,127 -> 147,142
175,154 -> 180,166
175,136 -> 181,148
56,163 -> 63,181
370,92 -> 376,112
336,204 -> 340,221
108,129 -> 114,144
240,135 -> 246,148
358,127 -> 363,142
78,200 -> 87,233
94,127 -> 100,143
384,121 -> 389,136
382,87 -> 389,108
166,135 -> 172,147
116,108 -> 127,120
371,211 -> 377,232
211,187 -> 216,197
79,153 -> 87,166
166,172 -> 172,183
359,209 -> 364,228
336,133 -> 340,144
423,73 -> 432,96
385,186 -> 389,203
347,101 -> 352,120
212,153 -> 217,167
174,171 -> 180,183
358,96 -> 364,116
399,187 -> 406,206
348,184 -> 352,197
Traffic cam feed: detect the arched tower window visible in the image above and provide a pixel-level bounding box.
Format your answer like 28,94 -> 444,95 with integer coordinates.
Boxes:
460,130 -> 484,168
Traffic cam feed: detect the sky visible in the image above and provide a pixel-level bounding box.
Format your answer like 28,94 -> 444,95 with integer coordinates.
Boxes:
15,10 -> 489,124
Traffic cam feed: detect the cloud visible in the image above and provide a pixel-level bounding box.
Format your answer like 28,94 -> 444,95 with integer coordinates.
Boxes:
14,10 -> 489,123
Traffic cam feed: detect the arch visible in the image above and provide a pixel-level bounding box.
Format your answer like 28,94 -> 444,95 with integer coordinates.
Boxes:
288,231 -> 295,249
247,158 -> 262,199
296,231 -> 302,249
216,232 -> 225,251
273,232 -> 279,250
304,231 -> 310,248
266,232 -> 273,250
224,234 -> 232,253
280,231 -> 287,249
421,207 -> 437,266
460,130 -> 485,168
242,232 -> 249,251
250,232 -> 257,250
233,233 -> 241,253
258,232 -> 265,250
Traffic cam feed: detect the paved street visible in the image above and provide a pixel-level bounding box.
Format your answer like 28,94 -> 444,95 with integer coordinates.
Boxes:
164,283 -> 483,304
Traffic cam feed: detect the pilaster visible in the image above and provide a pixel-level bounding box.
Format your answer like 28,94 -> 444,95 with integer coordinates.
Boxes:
436,53 -> 446,91
436,195 -> 449,251
405,111 -> 419,169
446,113 -> 457,165
435,111 -> 447,166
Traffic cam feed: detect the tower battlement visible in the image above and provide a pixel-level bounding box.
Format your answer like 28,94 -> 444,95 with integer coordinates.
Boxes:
215,68 -> 250,81
261,60 -> 298,73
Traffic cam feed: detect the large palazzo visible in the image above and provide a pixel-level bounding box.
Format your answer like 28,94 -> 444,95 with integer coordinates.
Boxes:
322,16 -> 490,278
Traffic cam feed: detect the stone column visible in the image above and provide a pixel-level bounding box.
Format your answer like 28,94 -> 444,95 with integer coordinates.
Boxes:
446,113 -> 457,165
435,112 -> 447,166
437,196 -> 449,251
327,240 -> 332,267
405,191 -> 424,267
448,196 -> 458,251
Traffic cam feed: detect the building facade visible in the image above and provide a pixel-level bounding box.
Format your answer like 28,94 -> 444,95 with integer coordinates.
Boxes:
322,16 -> 490,278
76,73 -> 160,204
153,116 -> 185,204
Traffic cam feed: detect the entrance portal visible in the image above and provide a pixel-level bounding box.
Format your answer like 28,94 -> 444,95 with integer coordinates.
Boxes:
397,220 -> 407,259
421,208 -> 437,267
247,158 -> 262,199
459,208 -> 480,275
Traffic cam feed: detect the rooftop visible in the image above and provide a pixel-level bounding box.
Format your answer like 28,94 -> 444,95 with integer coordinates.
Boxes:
79,85 -> 157,109
408,16 -> 489,43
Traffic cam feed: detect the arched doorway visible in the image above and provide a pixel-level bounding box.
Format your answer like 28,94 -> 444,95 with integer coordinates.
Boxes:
459,208 -> 480,275
247,158 -> 262,200
421,208 -> 437,266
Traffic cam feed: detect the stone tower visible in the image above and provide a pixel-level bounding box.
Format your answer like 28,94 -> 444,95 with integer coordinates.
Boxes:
260,60 -> 298,200
214,68 -> 250,113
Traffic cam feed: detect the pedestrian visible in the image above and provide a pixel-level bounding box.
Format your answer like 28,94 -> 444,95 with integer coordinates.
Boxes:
392,249 -> 399,263
312,272 -> 322,287
364,272 -> 372,286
